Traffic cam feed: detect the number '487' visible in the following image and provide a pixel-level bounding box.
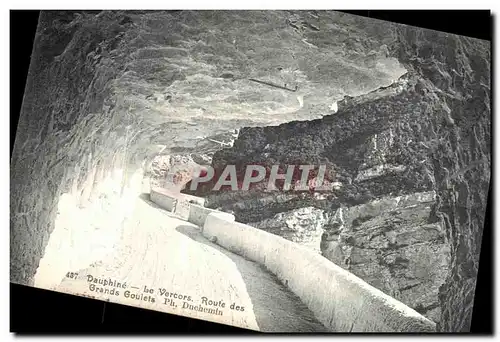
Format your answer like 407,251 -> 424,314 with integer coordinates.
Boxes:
65,272 -> 78,279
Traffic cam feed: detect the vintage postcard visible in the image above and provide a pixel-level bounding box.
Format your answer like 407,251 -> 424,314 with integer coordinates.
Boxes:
10,10 -> 491,332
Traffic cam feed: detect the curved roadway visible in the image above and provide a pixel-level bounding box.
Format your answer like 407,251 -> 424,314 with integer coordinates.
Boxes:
55,194 -> 328,332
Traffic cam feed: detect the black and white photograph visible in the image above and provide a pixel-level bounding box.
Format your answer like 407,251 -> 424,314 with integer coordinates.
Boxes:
9,9 -> 492,333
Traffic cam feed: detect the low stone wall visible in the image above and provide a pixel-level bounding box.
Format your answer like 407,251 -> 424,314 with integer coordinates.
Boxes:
149,189 -> 228,227
150,187 -> 206,213
188,204 -> 235,227
150,188 -> 177,212
203,212 -> 436,333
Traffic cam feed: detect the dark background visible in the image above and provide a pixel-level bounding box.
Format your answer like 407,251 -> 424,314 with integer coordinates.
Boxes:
10,10 -> 493,334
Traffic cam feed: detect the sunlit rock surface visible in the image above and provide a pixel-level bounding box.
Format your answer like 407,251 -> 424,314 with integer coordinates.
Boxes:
248,207 -> 327,253
149,154 -> 199,190
10,10 -> 489,333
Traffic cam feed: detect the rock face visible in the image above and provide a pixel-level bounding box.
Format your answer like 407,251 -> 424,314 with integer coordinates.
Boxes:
249,207 -> 327,253
148,154 -> 200,190
185,20 -> 491,331
321,191 -> 450,323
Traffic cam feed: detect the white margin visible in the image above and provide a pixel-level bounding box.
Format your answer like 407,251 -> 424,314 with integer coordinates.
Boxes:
1,1 -> 497,341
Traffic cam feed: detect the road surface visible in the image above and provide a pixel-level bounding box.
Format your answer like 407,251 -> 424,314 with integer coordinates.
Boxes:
52,194 -> 328,332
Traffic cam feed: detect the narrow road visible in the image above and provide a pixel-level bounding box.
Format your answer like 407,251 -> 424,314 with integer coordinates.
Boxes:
55,194 -> 327,332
